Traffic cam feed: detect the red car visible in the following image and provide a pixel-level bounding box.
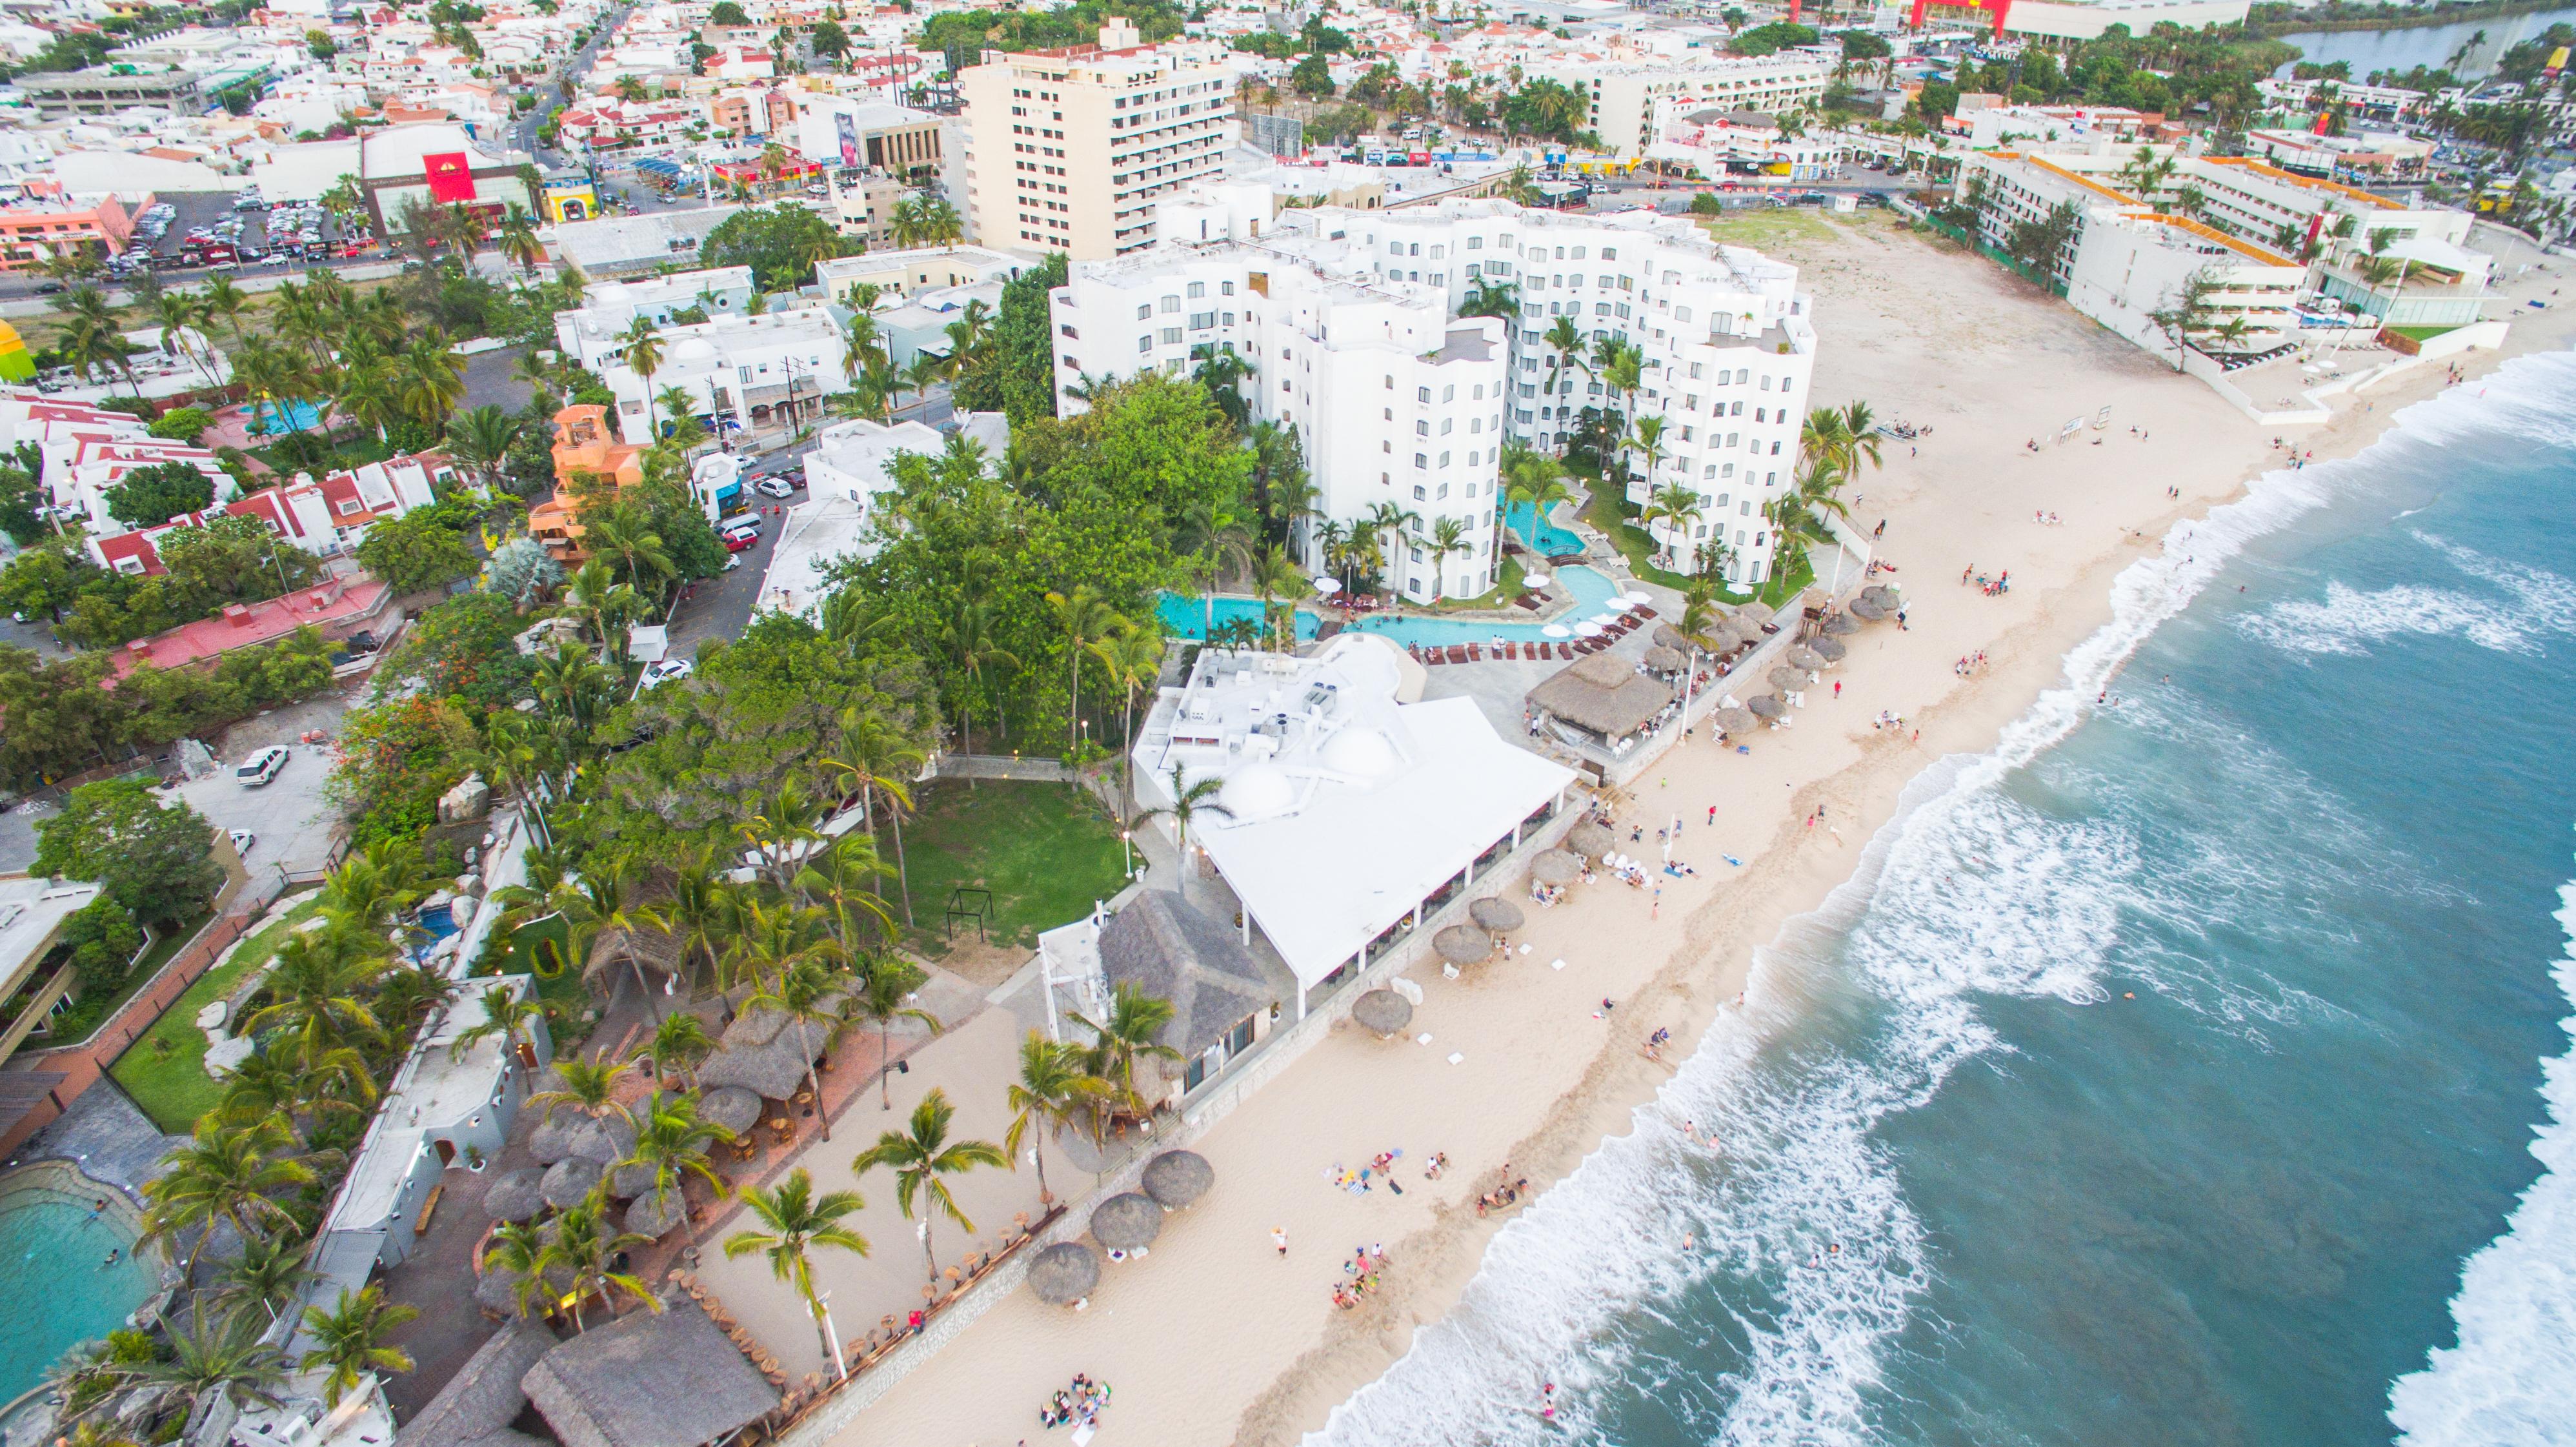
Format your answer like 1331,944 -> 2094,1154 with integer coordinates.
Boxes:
722,530 -> 756,552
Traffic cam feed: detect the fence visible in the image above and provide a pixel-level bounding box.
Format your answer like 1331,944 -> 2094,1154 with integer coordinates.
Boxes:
0,873 -> 288,1159
1917,214 -> 2069,298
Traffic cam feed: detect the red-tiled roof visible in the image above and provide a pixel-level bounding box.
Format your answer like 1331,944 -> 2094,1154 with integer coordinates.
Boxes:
108,576 -> 392,678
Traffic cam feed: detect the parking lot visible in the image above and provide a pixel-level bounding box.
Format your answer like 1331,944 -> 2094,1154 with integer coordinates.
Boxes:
172,731 -> 343,884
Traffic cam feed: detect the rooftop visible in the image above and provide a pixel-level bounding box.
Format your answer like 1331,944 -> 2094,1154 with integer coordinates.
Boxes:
0,875 -> 104,996
323,975 -> 533,1235
519,1295 -> 780,1447
108,576 -> 392,678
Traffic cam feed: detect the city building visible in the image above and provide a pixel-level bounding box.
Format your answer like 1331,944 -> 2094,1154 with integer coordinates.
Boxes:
591,305 -> 848,449
1125,632 -> 1577,1017
0,876 -> 107,1068
552,267 -> 760,371
546,205 -> 742,281
814,244 -> 1025,307
786,96 -> 942,184
104,574 -> 400,680
1529,53 -> 1833,156
529,403 -> 645,562
0,187 -> 134,272
958,18 -> 1234,259
1048,231 -> 1513,603
249,122 -> 536,238
756,416 -> 944,618
1907,0 -> 2251,41
87,453 -> 454,578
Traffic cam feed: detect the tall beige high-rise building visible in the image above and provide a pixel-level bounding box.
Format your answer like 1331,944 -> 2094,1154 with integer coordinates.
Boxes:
958,19 -> 1233,261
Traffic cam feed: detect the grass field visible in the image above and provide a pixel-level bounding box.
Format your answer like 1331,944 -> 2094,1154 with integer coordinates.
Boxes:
110,893 -> 323,1133
1578,472 -> 1816,609
1697,208 -> 1842,250
896,781 -> 1130,956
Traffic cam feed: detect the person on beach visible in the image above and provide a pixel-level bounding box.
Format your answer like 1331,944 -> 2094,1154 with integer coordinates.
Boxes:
1273,1226 -> 1289,1257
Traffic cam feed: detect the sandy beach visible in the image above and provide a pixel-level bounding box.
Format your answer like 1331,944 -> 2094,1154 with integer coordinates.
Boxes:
810,215 -> 2576,1447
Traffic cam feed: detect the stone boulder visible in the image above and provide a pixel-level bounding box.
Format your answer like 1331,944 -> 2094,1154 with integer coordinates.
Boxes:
438,772 -> 492,824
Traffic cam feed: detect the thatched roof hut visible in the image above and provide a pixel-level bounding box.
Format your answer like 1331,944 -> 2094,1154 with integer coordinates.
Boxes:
1468,897 -> 1524,933
1091,1192 -> 1163,1252
519,1295 -> 780,1447
1029,1242 -> 1100,1306
530,1102 -> 635,1167
1527,652 -> 1669,740
1531,849 -> 1582,885
1352,989 -> 1413,1038
486,1169 -> 545,1224
1096,891 -> 1274,1095
539,1157 -> 604,1211
1640,645 -> 1686,674
1433,923 -> 1491,964
625,1186 -> 687,1239
582,925 -> 687,1004
1564,820 -> 1613,857
396,1319 -> 558,1447
699,1086 -> 761,1136
1142,1149 -> 1214,1209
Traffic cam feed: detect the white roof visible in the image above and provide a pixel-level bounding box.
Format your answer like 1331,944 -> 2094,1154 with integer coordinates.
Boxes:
325,975 -> 530,1234
757,494 -> 870,621
1139,634 -> 1573,987
0,875 -> 104,995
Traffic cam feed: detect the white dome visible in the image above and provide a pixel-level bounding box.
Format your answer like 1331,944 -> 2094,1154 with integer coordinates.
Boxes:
666,338 -> 719,368
1319,726 -> 1398,781
591,281 -> 632,303
1219,764 -> 1294,819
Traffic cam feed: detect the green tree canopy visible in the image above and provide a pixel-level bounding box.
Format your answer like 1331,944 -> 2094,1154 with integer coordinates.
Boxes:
948,252 -> 1065,426
34,776 -> 225,926
698,206 -> 854,291
105,461 -> 217,528
356,511 -> 479,595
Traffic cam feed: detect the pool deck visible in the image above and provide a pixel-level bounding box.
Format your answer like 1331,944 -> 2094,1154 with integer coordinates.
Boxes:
3,1077 -> 180,1204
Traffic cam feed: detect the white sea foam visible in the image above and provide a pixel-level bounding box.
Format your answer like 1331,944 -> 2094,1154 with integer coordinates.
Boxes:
2233,534 -> 2576,658
1311,354 -> 2576,1447
2386,871 -> 2576,1447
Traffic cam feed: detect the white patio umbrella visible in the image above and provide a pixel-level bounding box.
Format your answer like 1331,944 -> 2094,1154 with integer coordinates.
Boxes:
1573,620 -> 1605,638
1542,623 -> 1572,638
1622,591 -> 1651,605
1524,570 -> 1552,586
1312,576 -> 1340,595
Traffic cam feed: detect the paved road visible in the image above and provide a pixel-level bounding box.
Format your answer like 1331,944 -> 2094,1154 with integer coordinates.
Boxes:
170,736 -> 342,881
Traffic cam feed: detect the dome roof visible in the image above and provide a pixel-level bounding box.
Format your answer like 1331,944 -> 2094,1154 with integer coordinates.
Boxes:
1218,763 -> 1294,819
1319,726 -> 1398,781
665,337 -> 719,368
590,281 -> 631,303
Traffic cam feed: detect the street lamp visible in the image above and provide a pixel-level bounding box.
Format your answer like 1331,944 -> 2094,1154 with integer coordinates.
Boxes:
1120,829 -> 1132,877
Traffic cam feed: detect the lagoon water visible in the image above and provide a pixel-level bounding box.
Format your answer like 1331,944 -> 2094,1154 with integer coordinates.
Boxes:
1311,352 -> 2576,1447
2270,6 -> 2576,77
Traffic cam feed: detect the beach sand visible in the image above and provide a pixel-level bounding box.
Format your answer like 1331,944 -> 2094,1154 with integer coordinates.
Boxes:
814,216 -> 2576,1447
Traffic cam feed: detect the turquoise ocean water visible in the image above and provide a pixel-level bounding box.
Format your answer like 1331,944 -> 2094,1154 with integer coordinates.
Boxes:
1310,351 -> 2576,1447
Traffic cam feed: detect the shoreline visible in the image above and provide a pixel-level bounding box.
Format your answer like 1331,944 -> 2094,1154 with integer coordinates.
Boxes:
822,219 -> 2576,1447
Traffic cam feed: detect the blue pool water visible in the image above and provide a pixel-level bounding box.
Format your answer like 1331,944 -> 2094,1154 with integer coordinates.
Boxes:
412,902 -> 458,940
0,1184 -> 156,1405
1156,565 -> 1629,647
254,399 -> 325,436
1313,352 -> 2576,1447
1507,499 -> 1585,558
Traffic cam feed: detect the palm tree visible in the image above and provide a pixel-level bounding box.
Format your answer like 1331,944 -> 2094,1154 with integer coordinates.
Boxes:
725,1169 -> 870,1368
822,707 -> 925,924
1627,413 -> 1670,492
849,1088 -> 1006,1285
399,340 -> 469,429
1003,1030 -> 1107,1204
1134,761 -> 1233,907
938,600 -> 1018,776
743,955 -> 854,1138
141,1117 -> 316,1277
579,503 -> 676,598
495,202 -> 545,274
244,934 -> 385,1068
297,1286 -> 418,1406
200,273 -> 250,346
136,1304 -> 288,1432
1642,481 -> 1704,568
1249,543 -> 1309,645
1069,983 -> 1182,1123
618,1091 -> 736,1219
448,982 -> 547,1069
1459,276 -> 1520,321
530,1055 -> 633,1127
631,1011 -> 716,1087
536,1192 -> 656,1331
445,405 -> 523,495
900,352 -> 944,419
1044,583 -> 1120,754
1542,315 -> 1587,416
620,319 -> 667,440
1421,516 -> 1471,604
215,1233 -> 317,1325
845,951 -> 941,1111
481,1219 -> 552,1319
1088,618 -> 1166,802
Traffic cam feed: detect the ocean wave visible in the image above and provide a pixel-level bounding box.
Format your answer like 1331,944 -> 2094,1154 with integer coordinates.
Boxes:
2379,349 -> 2576,453
2233,530 -> 2576,659
2386,873 -> 2576,1447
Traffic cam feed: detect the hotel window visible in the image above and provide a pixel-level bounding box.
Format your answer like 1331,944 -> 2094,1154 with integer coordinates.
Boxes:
1413,485 -> 1427,500
1187,281 -> 1205,298
1160,296 -> 1180,312
1414,452 -> 1428,469
1137,335 -> 1152,352
1135,303 -> 1151,319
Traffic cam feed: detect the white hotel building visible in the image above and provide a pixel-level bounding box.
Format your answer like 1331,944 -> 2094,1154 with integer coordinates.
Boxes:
1051,196 -> 1820,590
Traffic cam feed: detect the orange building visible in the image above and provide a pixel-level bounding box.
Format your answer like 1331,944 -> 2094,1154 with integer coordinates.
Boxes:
527,404 -> 645,561
0,188 -> 135,272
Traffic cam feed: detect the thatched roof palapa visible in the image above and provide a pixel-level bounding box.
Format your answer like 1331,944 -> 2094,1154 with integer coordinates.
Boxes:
1029,1242 -> 1101,1306
1353,989 -> 1413,1038
1141,1149 -> 1214,1209
625,1187 -> 687,1239
1433,923 -> 1492,964
1712,706 -> 1759,735
1849,597 -> 1886,621
1564,820 -> 1613,857
1468,896 -> 1524,933
1811,635 -> 1847,662
583,925 -> 687,1004
1527,651 -> 1670,740
395,1319 -> 558,1447
520,1295 -> 780,1447
698,1086 -> 761,1136
539,1157 -> 604,1211
1641,645 -> 1687,674
1097,891 -> 1273,1064
486,1169 -> 545,1224
1531,849 -> 1583,885
1091,1192 -> 1163,1251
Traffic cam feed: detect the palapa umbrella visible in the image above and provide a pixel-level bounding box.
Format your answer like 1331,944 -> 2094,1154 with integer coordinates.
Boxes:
1091,1192 -> 1163,1252
1810,635 -> 1847,662
1766,664 -> 1805,691
607,1160 -> 658,1199
1823,614 -> 1860,636
1642,645 -> 1686,673
1652,624 -> 1692,652
474,1264 -> 549,1316
1142,1150 -> 1214,1209
1029,1242 -> 1101,1306
1469,896 -> 1525,933
1698,620 -> 1746,651
699,1086 -> 761,1137
1573,620 -> 1605,638
1433,923 -> 1493,964
485,1168 -> 545,1224
1565,820 -> 1613,856
528,1113 -> 585,1166
1353,988 -> 1414,1038
1746,694 -> 1786,720
1532,849 -> 1583,885
1736,601 -> 1776,627
625,1186 -> 687,1239
1786,645 -> 1827,671
1848,597 -> 1886,621
539,1155 -> 604,1211
1712,706 -> 1760,734
1861,585 -> 1900,609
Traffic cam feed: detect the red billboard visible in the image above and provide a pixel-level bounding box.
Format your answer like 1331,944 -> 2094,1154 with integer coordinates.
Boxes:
423,151 -> 477,204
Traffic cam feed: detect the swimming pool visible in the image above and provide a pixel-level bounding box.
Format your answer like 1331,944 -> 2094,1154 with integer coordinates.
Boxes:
1157,565 -> 1632,648
1506,499 -> 1585,558
0,1166 -> 156,1406
252,399 -> 325,436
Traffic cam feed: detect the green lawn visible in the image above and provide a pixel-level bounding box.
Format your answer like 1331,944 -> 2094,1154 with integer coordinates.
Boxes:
111,894 -> 323,1133
2390,324 -> 2458,342
1580,471 -> 1816,609
37,910 -> 209,1049
1697,208 -> 1841,251
1430,554 -> 1527,612
895,782 -> 1130,956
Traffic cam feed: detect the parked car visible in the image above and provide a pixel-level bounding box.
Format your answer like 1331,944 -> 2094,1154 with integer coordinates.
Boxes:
235,745 -> 290,786
638,658 -> 695,689
228,829 -> 256,857
721,529 -> 758,552
754,476 -> 794,499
